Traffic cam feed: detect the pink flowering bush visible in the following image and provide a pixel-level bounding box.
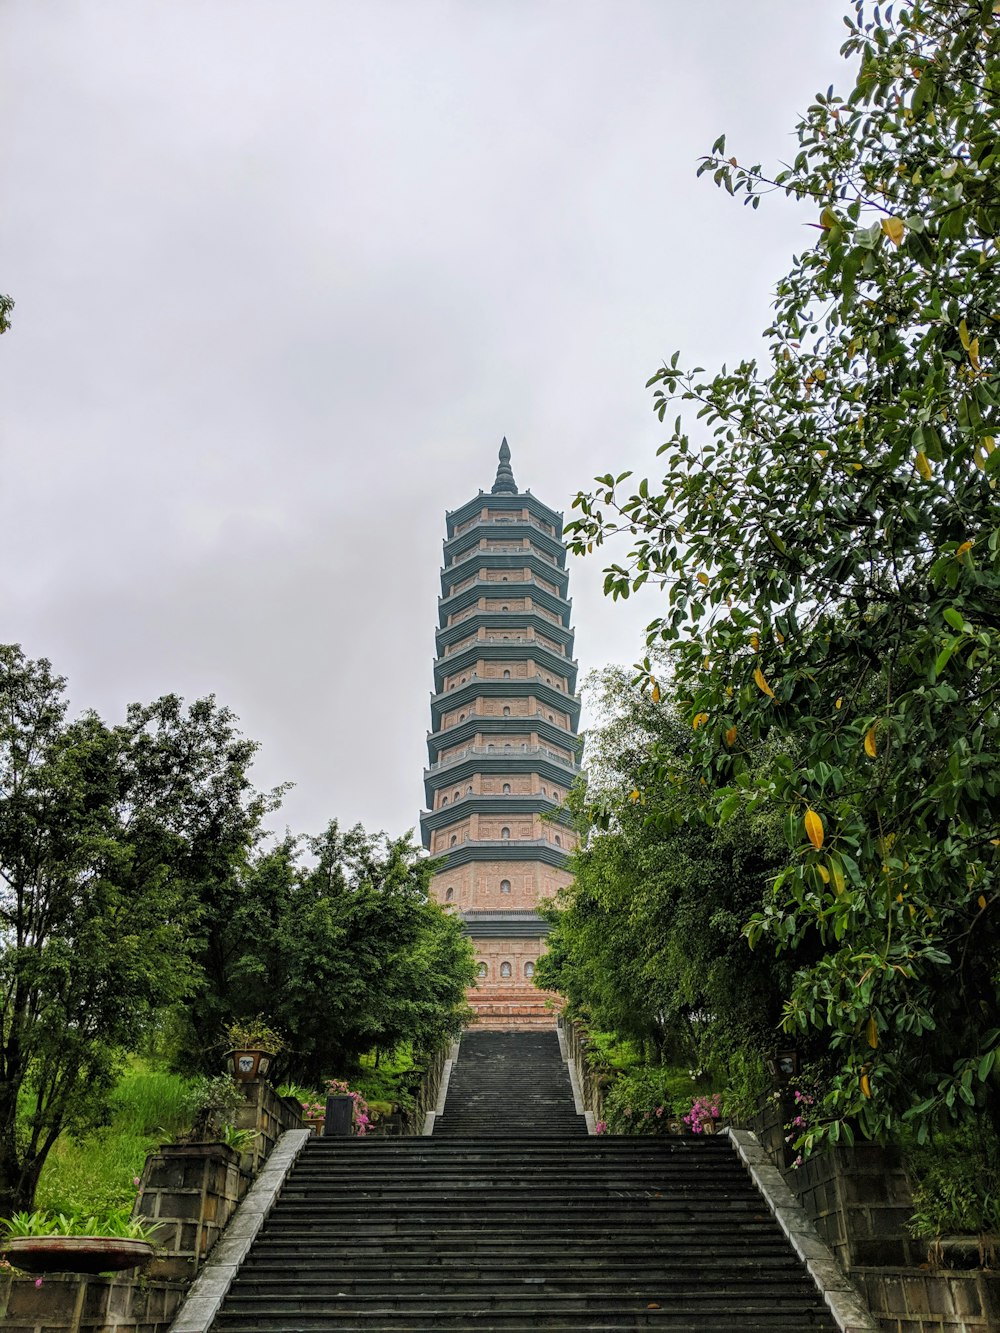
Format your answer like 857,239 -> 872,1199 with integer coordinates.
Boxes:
785,1084 -> 820,1167
603,1066 -> 718,1136
683,1094 -> 722,1134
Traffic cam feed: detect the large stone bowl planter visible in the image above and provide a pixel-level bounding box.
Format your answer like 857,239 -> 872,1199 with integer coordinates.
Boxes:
1,1236 -> 155,1274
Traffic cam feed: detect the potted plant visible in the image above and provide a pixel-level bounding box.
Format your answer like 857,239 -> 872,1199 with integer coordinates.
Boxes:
299,1096 -> 326,1136
683,1093 -> 723,1135
223,1016 -> 286,1081
172,1074 -> 246,1148
0,1209 -> 158,1275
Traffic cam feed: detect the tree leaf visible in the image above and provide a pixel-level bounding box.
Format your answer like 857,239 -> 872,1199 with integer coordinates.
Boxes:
881,215 -> 905,246
914,451 -> 932,480
867,1016 -> 878,1049
804,808 -> 824,851
830,858 -> 846,896
864,726 -> 878,758
754,666 -> 776,698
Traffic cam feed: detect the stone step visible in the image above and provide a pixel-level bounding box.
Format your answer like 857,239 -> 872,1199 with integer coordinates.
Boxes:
239,1251 -> 804,1273
212,1294 -> 836,1325
214,1319 -> 827,1332
223,1278 -> 831,1302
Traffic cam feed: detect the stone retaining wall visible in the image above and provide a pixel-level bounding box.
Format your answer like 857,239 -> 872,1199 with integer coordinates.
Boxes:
745,1097 -> 1000,1333
0,1273 -> 180,1333
559,1018 -> 607,1120
0,1080 -> 303,1333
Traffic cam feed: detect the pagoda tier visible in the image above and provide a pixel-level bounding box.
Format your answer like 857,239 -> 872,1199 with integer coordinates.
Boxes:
420,440 -> 583,1028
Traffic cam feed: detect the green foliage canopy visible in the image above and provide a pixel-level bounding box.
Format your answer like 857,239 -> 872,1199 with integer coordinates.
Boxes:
186,822 -> 476,1085
537,667 -> 793,1073
568,1 -> 1000,1145
0,646 -> 265,1213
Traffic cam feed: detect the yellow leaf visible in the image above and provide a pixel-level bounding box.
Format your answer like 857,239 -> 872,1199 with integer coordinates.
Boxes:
831,859 -> 846,896
750,633 -> 760,651
804,808 -> 824,851
651,682 -> 661,704
724,726 -> 738,748
968,336 -> 980,371
775,630 -> 785,645
861,1073 -> 872,1099
896,893 -> 903,903
817,864 -> 830,884
629,789 -> 641,803
696,572 -> 709,587
864,726 -> 878,758
814,367 -> 826,382
956,540 -> 974,557
914,451 -> 932,480
754,666 -> 775,699
835,696 -> 843,710
692,712 -> 709,730
958,318 -> 971,351
881,216 -> 905,246
979,895 -> 987,910
867,1017 -> 878,1049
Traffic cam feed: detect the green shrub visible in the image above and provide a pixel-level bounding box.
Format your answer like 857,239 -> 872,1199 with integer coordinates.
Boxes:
603,1065 -> 714,1134
906,1124 -> 1000,1241
583,1031 -> 643,1075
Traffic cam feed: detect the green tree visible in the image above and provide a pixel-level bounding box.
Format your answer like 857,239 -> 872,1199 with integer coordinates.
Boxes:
537,667 -> 792,1073
188,822 -> 475,1084
0,295 -> 13,335
0,647 -> 266,1212
568,0 -> 1000,1145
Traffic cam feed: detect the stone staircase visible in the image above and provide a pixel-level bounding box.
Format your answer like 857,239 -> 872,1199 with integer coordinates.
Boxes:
434,1029 -> 587,1136
208,1031 -> 839,1331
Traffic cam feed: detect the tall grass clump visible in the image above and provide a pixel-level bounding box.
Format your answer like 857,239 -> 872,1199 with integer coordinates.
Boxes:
33,1065 -> 194,1216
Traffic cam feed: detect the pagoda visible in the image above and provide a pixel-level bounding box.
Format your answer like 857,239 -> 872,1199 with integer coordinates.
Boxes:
420,440 -> 583,1027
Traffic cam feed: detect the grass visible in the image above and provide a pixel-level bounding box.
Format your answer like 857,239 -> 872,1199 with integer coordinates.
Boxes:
33,1066 -> 194,1217
352,1045 -> 419,1107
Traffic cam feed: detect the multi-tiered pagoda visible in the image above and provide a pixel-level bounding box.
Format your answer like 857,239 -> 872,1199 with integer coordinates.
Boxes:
420,441 -> 583,1027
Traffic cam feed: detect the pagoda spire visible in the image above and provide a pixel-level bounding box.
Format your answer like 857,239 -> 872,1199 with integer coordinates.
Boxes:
491,437 -> 518,494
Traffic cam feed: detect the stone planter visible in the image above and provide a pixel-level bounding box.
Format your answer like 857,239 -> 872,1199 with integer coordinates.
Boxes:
226,1048 -> 275,1081
1,1236 -> 155,1275
158,1140 -> 240,1162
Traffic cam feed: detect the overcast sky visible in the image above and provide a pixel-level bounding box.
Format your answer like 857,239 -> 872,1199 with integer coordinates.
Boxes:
2,1 -> 854,844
